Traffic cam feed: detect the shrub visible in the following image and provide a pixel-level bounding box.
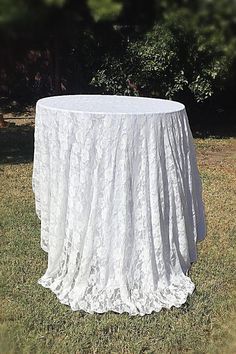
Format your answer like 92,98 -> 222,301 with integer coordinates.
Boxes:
91,11 -> 232,102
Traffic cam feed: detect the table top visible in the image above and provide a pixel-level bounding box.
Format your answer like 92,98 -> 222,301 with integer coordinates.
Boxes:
37,95 -> 185,115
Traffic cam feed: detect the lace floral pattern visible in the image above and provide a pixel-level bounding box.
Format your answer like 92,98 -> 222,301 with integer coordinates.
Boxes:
32,95 -> 206,315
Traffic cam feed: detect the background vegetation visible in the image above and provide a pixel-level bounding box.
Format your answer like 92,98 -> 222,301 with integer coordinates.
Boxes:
0,0 -> 236,125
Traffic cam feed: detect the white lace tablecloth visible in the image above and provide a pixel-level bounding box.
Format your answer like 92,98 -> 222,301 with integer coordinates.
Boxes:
32,94 -> 206,315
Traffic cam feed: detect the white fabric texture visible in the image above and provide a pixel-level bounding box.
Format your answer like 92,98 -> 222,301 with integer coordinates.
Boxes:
32,94 -> 206,316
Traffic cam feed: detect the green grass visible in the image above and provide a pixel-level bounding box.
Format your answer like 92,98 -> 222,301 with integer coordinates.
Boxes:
0,138 -> 236,354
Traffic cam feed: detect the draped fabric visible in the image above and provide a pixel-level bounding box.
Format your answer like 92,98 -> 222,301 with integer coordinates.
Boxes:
32,95 -> 206,315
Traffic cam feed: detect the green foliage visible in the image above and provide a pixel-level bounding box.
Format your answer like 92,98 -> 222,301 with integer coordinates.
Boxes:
0,0 -> 65,30
88,0 -> 122,22
91,11 -> 232,102
43,0 -> 65,6
0,0 -> 30,25
0,0 -> 123,26
0,0 -> 236,104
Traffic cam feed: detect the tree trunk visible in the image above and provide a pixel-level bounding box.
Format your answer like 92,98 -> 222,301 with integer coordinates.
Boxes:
0,114 -> 9,128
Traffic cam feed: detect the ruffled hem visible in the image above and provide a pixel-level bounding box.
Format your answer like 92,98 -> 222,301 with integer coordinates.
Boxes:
38,274 -> 195,316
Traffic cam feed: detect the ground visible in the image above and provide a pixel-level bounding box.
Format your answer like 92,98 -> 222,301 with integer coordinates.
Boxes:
0,115 -> 236,354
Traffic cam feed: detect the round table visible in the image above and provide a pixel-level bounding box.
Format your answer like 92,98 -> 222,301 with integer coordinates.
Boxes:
32,94 -> 206,315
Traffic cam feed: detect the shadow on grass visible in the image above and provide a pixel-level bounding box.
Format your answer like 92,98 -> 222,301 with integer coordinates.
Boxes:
188,106 -> 236,139
0,123 -> 34,164
191,122 -> 236,139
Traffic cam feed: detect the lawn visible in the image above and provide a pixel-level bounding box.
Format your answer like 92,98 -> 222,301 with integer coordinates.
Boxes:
0,119 -> 236,353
